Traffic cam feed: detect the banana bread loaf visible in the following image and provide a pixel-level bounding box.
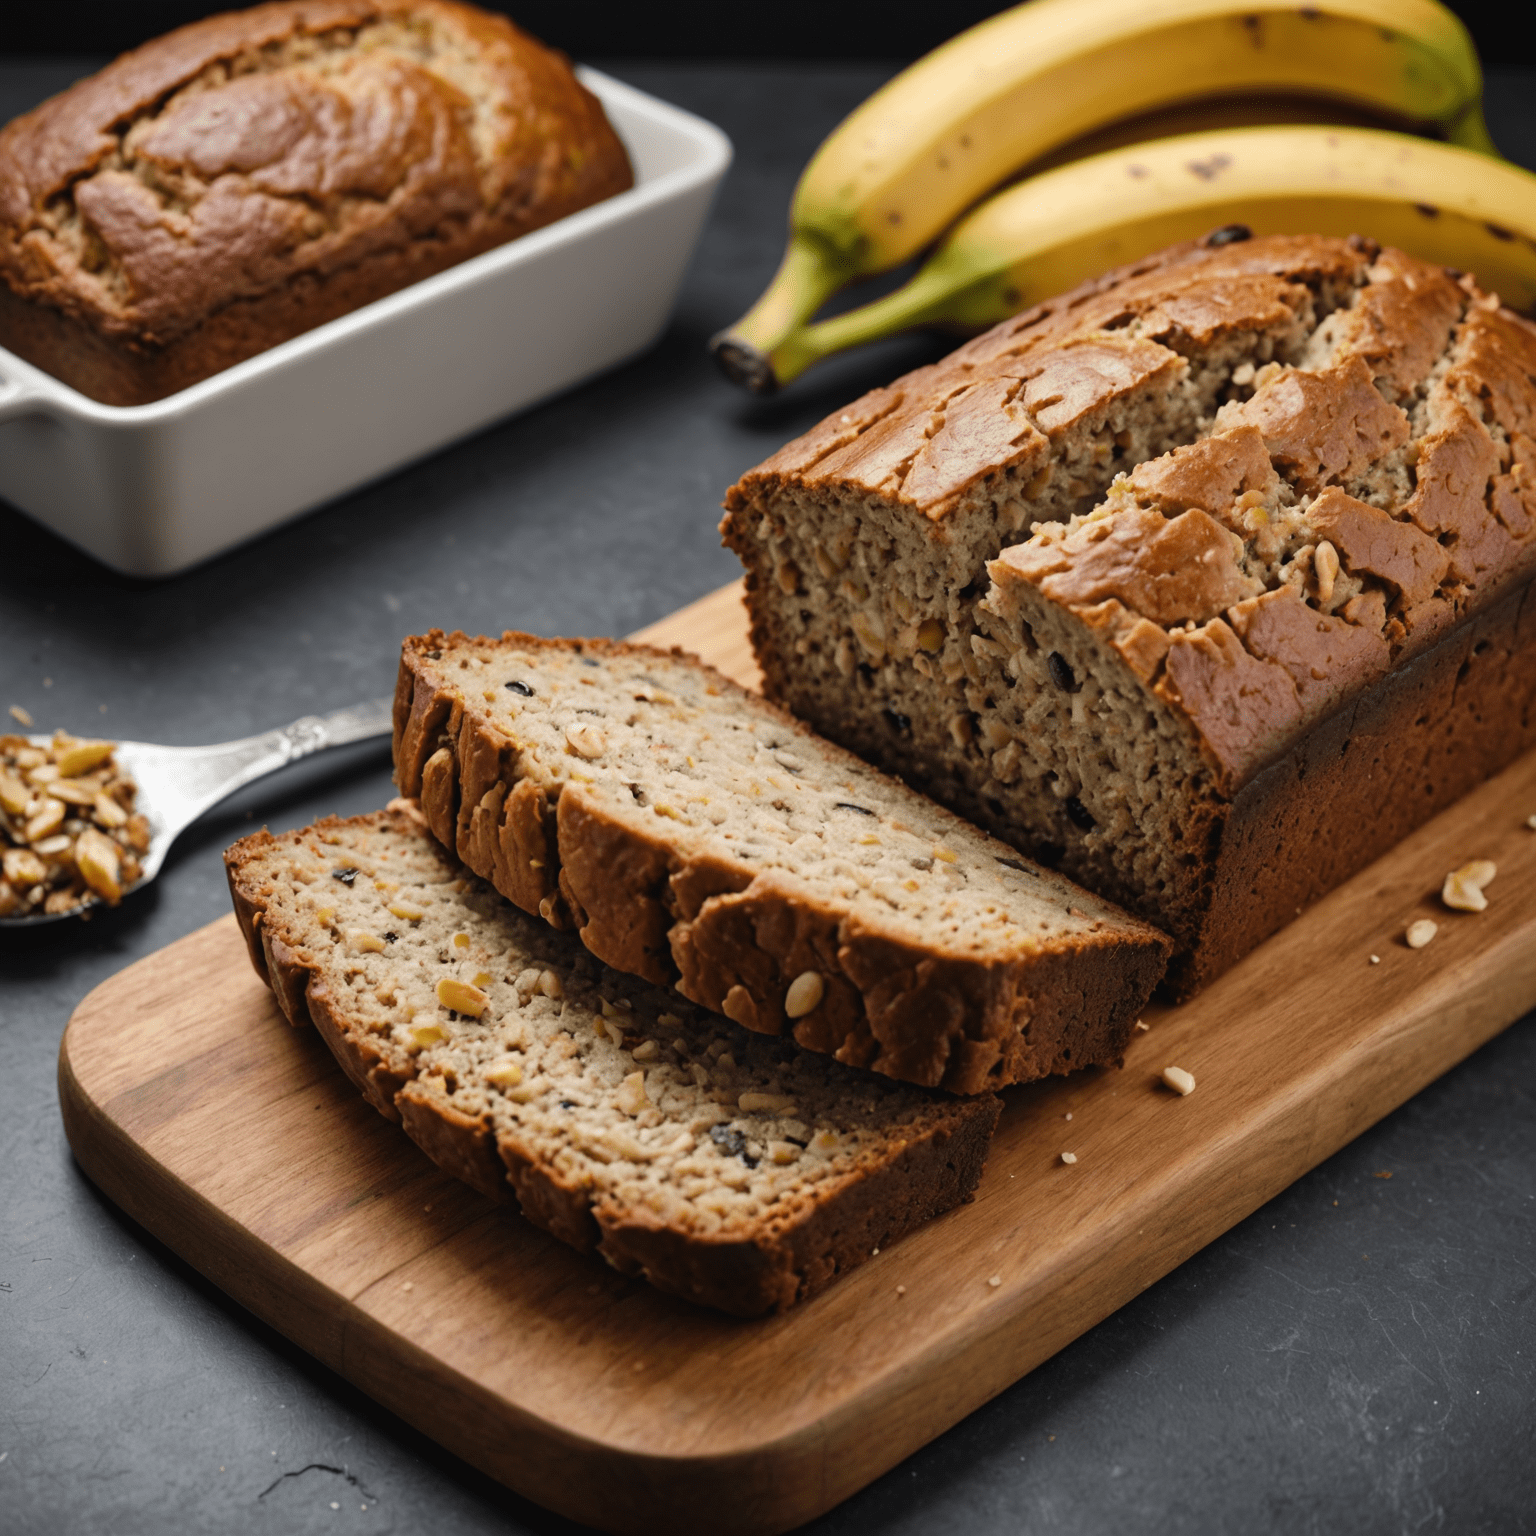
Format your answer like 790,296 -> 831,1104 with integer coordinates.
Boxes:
392,631 -> 1171,1095
0,0 -> 632,405
225,807 -> 1000,1315
722,233 -> 1536,996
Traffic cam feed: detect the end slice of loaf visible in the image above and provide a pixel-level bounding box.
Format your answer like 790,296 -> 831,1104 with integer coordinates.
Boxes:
225,808 -> 999,1317
392,633 -> 1170,1095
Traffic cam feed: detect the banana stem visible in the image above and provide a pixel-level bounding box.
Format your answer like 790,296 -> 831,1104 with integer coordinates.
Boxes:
710,235 -> 855,393
766,261 -> 998,389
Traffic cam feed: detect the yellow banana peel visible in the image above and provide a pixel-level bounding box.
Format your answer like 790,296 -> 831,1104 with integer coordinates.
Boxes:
764,125 -> 1536,389
712,0 -> 1491,389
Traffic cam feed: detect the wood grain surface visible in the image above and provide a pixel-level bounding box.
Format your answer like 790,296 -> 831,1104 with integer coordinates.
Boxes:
58,581 -> 1536,1535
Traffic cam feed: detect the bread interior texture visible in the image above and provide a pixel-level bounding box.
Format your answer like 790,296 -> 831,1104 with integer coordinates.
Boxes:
228,811 -> 998,1315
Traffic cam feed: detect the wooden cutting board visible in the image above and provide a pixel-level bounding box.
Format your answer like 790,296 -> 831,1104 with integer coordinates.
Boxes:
58,580 -> 1536,1536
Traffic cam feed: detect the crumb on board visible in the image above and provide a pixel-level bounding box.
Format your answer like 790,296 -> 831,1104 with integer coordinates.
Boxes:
1406,919 -> 1438,949
1442,859 -> 1496,913
1060,1151 -> 1077,1166
1135,1019 -> 1149,1031
1369,954 -> 1381,964
987,1274 -> 1002,1287
1161,1065 -> 1196,1096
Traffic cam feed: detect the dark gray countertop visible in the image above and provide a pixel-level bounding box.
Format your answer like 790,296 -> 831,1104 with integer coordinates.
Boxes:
2,58 -> 1534,1536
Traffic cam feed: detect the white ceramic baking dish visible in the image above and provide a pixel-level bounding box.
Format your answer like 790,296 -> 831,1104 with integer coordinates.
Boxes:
0,69 -> 731,577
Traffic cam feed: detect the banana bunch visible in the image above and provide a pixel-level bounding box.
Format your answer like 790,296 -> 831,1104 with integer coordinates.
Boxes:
713,0 -> 1521,393
769,127 -> 1536,387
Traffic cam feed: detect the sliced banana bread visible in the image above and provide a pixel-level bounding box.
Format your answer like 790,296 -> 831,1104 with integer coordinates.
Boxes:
723,233 -> 1536,995
226,807 -> 1000,1316
392,634 -> 1170,1095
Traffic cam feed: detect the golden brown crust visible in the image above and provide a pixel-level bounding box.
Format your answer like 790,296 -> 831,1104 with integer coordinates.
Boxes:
1168,575 -> 1536,995
0,0 -> 632,404
392,631 -> 1170,1095
592,1106 -> 1000,1317
725,235 -> 1367,524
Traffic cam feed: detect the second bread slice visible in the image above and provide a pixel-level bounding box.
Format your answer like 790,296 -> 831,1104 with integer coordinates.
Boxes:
394,632 -> 1169,1094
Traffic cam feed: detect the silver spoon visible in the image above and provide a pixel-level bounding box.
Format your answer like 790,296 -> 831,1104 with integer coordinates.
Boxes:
1,697 -> 394,927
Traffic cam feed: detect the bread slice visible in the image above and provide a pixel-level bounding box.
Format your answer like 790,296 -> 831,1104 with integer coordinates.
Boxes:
721,234 -> 1536,995
225,807 -> 999,1316
392,633 -> 1170,1095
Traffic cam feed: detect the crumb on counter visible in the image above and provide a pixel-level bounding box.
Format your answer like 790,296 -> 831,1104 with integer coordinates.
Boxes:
1161,1065 -> 1196,1096
1442,859 -> 1496,913
1369,954 -> 1381,964
1406,919 -> 1438,949
1060,1151 -> 1078,1165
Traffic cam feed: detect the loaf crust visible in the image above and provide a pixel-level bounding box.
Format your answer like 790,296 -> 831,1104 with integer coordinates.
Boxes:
723,234 -> 1536,995
392,632 -> 1170,1094
0,0 -> 632,405
226,809 -> 1000,1316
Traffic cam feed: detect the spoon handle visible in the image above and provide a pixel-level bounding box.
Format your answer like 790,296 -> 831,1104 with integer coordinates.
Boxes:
132,698 -> 396,845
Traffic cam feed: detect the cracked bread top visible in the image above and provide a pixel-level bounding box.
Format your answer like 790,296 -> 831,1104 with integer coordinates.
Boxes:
726,234 -> 1372,528
0,0 -> 631,351
394,632 -> 1169,1093
225,808 -> 998,1314
983,249 -> 1536,790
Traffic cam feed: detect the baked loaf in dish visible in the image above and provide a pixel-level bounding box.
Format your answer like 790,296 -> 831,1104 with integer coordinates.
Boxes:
722,234 -> 1536,996
392,632 -> 1170,1095
0,0 -> 633,406
225,807 -> 999,1316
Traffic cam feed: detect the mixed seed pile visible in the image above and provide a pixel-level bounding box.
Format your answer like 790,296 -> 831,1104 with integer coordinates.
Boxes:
0,733 -> 148,917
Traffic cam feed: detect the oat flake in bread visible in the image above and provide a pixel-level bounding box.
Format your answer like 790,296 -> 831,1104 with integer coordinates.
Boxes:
0,0 -> 632,406
225,807 -> 1000,1316
392,632 -> 1170,1095
722,233 -> 1536,998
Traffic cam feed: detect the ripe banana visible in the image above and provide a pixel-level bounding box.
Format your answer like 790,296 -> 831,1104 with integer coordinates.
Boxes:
763,125 -> 1536,389
712,0 -> 1492,389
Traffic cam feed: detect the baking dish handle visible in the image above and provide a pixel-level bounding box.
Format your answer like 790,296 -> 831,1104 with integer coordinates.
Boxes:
0,370 -> 47,425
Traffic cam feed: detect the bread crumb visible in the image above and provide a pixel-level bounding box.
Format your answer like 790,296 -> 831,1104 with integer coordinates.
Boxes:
987,1274 -> 1002,1287
1060,1151 -> 1077,1165
1063,1112 -> 1073,1121
8,705 -> 33,726
1162,1065 -> 1196,1096
1369,954 -> 1381,964
1526,814 -> 1536,831
1134,1019 -> 1149,1032
401,1281 -> 414,1292
1406,919 -> 1438,949
1443,859 -> 1496,912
